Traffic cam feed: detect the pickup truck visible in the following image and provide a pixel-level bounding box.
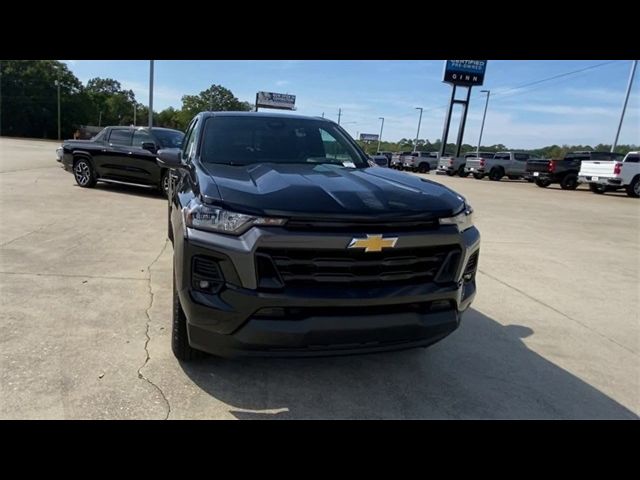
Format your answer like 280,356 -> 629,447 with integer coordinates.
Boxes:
527,151 -> 625,190
403,151 -> 440,173
439,152 -> 495,177
59,125 -> 184,196
390,151 -> 413,169
465,151 -> 533,181
157,111 -> 480,360
578,151 -> 640,197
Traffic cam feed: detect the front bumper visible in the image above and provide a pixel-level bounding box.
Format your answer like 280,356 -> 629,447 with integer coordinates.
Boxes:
175,225 -> 480,357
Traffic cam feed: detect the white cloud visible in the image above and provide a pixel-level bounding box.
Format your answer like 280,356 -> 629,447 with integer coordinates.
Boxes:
275,80 -> 290,87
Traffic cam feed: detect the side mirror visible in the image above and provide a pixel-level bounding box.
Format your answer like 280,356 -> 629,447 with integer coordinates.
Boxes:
142,142 -> 157,153
156,148 -> 185,168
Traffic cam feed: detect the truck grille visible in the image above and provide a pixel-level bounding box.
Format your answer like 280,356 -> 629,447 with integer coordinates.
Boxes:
256,246 -> 460,288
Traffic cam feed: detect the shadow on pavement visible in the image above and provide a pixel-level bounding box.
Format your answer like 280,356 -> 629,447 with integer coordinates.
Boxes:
73,182 -> 165,200
179,308 -> 638,419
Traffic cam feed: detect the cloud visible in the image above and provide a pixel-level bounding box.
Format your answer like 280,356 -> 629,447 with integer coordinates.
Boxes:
275,80 -> 290,87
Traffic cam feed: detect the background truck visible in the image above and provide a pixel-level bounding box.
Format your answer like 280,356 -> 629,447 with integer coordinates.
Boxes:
403,151 -> 440,173
465,151 -> 534,181
527,151 -> 625,190
390,151 -> 413,169
578,151 -> 640,197
438,152 -> 494,177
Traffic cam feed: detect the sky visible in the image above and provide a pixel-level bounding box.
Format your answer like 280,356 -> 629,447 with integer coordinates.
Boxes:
61,60 -> 639,149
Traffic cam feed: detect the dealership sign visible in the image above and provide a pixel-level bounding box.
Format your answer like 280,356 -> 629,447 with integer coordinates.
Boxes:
359,133 -> 380,141
442,60 -> 487,86
256,91 -> 296,110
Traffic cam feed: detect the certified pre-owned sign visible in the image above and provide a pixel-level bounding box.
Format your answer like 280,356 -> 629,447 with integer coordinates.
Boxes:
256,91 -> 296,110
442,60 -> 487,86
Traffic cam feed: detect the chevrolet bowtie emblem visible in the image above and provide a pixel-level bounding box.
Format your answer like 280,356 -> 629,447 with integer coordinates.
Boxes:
348,234 -> 398,253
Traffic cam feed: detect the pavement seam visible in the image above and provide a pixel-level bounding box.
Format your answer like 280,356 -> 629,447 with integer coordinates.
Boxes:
478,269 -> 638,357
0,166 -> 59,174
0,222 -> 57,247
137,239 -> 171,420
0,271 -> 147,281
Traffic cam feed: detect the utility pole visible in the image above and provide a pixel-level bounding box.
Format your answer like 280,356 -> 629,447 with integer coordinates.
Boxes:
612,60 -> 637,152
414,107 -> 423,150
56,75 -> 61,141
377,117 -> 385,153
337,108 -> 341,125
133,103 -> 136,126
321,112 -> 324,118
1,60 -> 4,137
476,90 -> 490,157
148,60 -> 154,129
98,111 -> 102,127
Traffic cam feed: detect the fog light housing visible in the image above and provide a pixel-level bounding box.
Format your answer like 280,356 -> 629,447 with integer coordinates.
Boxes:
192,256 -> 224,293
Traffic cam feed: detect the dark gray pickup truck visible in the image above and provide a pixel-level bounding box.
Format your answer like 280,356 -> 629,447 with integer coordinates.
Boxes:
157,112 -> 481,360
59,125 -> 184,196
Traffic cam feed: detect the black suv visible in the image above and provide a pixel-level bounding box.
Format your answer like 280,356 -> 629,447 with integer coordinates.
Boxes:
60,126 -> 184,195
158,112 -> 480,360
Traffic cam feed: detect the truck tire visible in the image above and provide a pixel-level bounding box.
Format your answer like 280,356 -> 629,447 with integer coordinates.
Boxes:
473,173 -> 484,180
626,176 -> 640,198
489,168 -> 504,181
418,163 -> 429,173
560,173 -> 579,190
458,166 -> 469,177
73,157 -> 97,188
172,271 -> 206,362
589,183 -> 607,194
535,178 -> 551,188
160,170 -> 170,198
446,169 -> 454,176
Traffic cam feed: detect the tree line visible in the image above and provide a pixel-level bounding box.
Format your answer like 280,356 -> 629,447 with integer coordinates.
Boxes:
1,60 -> 637,157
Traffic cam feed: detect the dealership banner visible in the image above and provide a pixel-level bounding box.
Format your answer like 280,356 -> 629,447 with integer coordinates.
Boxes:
442,60 -> 487,86
359,133 -> 380,141
256,91 -> 296,110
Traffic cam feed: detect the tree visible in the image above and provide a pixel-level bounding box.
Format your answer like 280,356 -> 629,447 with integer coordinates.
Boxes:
180,84 -> 250,120
85,77 -> 137,126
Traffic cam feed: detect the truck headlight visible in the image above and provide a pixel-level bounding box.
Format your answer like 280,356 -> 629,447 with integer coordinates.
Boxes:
439,205 -> 474,232
184,199 -> 286,235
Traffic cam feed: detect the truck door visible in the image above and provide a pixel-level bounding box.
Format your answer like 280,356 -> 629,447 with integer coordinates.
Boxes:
513,153 -> 529,175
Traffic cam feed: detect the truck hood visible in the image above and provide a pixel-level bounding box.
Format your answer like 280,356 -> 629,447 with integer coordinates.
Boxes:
199,163 -> 465,219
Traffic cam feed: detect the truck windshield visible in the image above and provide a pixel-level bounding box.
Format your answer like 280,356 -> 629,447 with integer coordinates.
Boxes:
154,129 -> 184,149
200,116 -> 367,168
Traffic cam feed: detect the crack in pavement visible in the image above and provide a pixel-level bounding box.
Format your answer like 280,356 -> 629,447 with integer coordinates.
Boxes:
0,222 -> 58,247
137,239 -> 171,420
0,271 -> 147,281
478,269 -> 637,357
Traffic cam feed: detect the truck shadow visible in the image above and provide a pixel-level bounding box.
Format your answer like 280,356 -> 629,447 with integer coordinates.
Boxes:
179,309 -> 638,419
84,182 -> 165,200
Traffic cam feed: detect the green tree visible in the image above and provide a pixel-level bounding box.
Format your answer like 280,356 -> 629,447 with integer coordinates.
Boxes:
180,84 -> 250,120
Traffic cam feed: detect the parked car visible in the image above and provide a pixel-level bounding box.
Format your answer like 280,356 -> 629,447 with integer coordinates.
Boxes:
403,151 -> 440,173
578,151 -> 640,197
376,151 -> 393,162
390,151 -> 413,169
527,151 -> 625,190
466,151 -> 533,181
158,112 -> 480,360
59,126 -> 184,196
439,152 -> 494,177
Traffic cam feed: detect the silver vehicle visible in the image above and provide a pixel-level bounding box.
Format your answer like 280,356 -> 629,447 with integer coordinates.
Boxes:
437,152 -> 494,177
465,151 -> 535,181
390,151 -> 413,169
403,151 -> 440,173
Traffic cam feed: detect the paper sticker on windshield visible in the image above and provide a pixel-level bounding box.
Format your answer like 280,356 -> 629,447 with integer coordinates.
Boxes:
342,161 -> 356,168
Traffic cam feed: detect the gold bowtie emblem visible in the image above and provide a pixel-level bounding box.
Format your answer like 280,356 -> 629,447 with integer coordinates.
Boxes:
348,234 -> 398,253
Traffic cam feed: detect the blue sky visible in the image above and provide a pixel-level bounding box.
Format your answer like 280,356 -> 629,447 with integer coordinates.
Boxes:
62,60 -> 639,149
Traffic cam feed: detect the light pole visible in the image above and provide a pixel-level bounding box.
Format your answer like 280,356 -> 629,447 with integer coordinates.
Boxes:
55,77 -> 61,141
612,60 -> 637,152
476,90 -> 490,157
414,107 -> 423,151
133,103 -> 136,126
377,117 -> 385,153
337,108 -> 341,125
148,60 -> 154,129
98,111 -> 102,127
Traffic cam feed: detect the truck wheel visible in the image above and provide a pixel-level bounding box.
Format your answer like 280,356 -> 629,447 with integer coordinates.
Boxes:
73,157 -> 97,188
489,168 -> 504,181
418,163 -> 429,173
626,176 -> 640,198
560,173 -> 579,190
172,271 -> 206,362
473,173 -> 484,180
160,170 -> 170,198
445,169 -> 454,176
458,166 -> 469,177
535,178 -> 551,188
589,183 -> 607,194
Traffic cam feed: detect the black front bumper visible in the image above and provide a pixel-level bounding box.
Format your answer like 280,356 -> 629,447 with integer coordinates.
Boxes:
175,225 -> 480,358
